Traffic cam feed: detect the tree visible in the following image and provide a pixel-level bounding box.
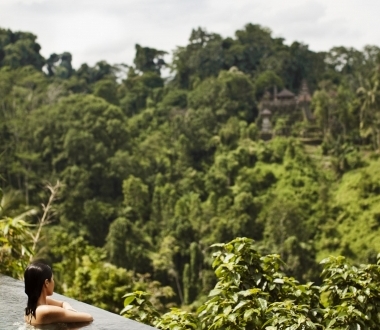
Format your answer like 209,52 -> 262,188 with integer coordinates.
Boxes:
46,52 -> 73,78
0,29 -> 45,70
0,183 -> 58,279
28,94 -> 129,244
122,237 -> 380,330
134,44 -> 167,75
119,68 -> 164,115
93,79 -> 119,105
64,249 -> 136,313
105,216 -> 152,274
3,24 -> 380,321
357,74 -> 380,149
74,60 -> 120,88
151,236 -> 184,304
122,176 -> 150,221
0,215 -> 34,278
0,66 -> 49,204
172,28 -> 224,88
254,70 -> 284,99
188,69 -> 256,121
182,242 -> 202,304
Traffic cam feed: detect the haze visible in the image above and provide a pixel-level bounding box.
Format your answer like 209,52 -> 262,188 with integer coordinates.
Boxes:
1,0 -> 378,68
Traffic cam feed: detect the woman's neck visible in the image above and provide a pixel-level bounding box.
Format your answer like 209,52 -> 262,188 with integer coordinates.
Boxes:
37,291 -> 47,306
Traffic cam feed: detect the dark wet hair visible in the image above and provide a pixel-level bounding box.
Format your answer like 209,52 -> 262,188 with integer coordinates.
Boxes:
24,263 -> 53,320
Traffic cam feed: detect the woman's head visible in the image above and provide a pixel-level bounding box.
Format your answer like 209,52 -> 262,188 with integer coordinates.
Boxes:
24,263 -> 54,319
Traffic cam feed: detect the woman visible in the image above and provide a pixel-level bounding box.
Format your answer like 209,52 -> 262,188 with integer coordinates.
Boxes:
24,263 -> 93,325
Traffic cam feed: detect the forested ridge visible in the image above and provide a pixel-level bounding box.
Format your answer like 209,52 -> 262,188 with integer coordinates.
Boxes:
1,23 -> 380,327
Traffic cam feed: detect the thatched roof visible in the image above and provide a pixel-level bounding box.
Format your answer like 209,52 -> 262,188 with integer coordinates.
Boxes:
277,88 -> 295,99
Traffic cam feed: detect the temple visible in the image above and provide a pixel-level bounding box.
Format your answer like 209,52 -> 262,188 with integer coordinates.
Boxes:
258,81 -> 322,143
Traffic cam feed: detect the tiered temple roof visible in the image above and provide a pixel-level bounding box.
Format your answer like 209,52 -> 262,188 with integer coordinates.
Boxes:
277,88 -> 295,99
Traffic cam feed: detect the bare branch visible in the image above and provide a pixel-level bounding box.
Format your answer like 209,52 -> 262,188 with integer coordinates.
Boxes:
30,181 -> 61,258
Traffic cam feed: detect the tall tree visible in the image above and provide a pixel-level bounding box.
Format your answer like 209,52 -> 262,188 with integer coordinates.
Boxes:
134,44 -> 167,75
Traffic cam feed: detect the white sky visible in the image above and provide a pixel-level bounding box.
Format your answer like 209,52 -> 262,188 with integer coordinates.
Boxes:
0,0 -> 379,68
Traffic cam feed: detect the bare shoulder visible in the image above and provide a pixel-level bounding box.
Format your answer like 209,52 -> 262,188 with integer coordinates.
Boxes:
46,297 -> 63,307
29,305 -> 93,325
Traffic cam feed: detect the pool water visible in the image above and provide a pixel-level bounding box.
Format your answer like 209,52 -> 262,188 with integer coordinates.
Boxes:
11,321 -> 91,330
0,275 -> 155,330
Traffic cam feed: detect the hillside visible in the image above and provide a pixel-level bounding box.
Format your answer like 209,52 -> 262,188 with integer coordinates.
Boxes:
1,24 -> 380,312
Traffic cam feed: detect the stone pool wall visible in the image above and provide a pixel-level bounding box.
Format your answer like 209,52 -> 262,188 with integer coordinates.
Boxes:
0,274 -> 156,330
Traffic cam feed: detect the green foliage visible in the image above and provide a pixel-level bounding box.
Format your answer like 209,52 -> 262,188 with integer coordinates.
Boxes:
123,176 -> 150,221
122,238 -> 380,330
64,251 -> 135,313
119,69 -> 164,115
183,242 -> 202,304
46,52 -> 73,78
134,44 -> 167,74
198,238 -> 320,329
93,79 -> 119,105
0,188 -> 38,278
0,217 -> 33,278
255,70 -> 284,99
105,216 -> 152,273
0,28 -> 45,70
29,94 -> 128,244
161,89 -> 188,109
188,70 -> 256,121
2,24 -> 380,325
156,309 -> 200,330
121,291 -> 161,325
317,158 -> 380,262
47,226 -> 171,314
320,256 -> 380,328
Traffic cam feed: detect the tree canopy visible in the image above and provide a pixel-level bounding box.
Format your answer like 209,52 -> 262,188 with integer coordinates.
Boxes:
1,23 -> 380,325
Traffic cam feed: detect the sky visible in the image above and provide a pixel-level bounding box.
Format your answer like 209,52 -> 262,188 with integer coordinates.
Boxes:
0,0 -> 379,68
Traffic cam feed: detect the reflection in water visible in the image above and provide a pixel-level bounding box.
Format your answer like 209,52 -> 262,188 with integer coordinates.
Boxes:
13,322 -> 68,330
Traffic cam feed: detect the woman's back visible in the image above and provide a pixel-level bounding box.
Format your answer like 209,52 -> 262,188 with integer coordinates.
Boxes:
24,263 -> 93,326
25,304 -> 93,326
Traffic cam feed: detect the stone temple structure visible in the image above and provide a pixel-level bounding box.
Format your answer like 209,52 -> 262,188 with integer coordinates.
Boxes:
260,109 -> 273,140
260,81 -> 313,122
297,81 -> 313,121
258,81 -> 321,143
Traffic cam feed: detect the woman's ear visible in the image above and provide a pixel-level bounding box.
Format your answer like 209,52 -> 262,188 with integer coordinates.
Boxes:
45,279 -> 49,287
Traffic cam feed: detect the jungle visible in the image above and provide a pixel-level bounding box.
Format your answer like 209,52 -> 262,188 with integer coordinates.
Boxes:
1,23 -> 380,329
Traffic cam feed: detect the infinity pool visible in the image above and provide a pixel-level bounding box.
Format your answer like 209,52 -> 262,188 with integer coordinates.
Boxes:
0,275 -> 155,330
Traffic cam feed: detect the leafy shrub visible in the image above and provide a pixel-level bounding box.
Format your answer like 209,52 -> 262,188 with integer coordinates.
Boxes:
122,237 -> 380,329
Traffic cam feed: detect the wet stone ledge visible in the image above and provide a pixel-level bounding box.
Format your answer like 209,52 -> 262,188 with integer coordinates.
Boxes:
0,274 -> 157,330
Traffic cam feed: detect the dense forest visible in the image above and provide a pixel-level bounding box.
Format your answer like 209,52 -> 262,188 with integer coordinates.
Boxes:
1,23 -> 380,328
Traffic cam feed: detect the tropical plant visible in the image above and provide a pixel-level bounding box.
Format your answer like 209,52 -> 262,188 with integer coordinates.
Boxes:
357,75 -> 380,149
121,238 -> 380,330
